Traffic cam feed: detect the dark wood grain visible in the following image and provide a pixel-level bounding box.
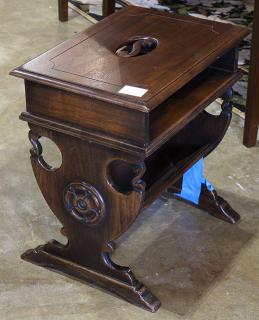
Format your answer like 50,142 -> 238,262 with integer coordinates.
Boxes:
22,124 -> 160,312
10,7 -> 248,312
168,182 -> 240,224
166,89 -> 240,224
149,68 -> 241,154
11,6 -> 249,111
23,69 -> 240,155
144,88 -> 234,206
243,0 -> 259,147
24,81 -> 147,148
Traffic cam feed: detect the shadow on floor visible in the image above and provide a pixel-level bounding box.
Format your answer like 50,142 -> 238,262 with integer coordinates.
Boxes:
114,190 -> 259,316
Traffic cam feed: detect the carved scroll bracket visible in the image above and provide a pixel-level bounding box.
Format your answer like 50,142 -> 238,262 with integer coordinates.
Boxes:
107,159 -> 146,195
221,88 -> 233,114
28,130 -> 61,171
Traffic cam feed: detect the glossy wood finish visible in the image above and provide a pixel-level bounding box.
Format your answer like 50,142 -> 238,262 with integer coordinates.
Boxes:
57,0 -> 258,148
145,88 -> 236,207
21,124 -> 160,312
22,69 -> 241,155
11,7 -> 249,312
12,7 -> 248,111
166,89 -> 240,225
24,81 -> 147,149
243,0 -> 259,147
168,182 -> 240,224
149,69 -> 241,152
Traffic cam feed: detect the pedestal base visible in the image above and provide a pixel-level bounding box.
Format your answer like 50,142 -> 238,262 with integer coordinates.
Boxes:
21,244 -> 161,313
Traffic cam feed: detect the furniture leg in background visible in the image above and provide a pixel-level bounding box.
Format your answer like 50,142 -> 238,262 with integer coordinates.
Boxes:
58,0 -> 68,22
166,89 -> 240,225
103,0 -> 116,17
58,0 -> 116,21
168,159 -> 240,225
243,0 -> 259,147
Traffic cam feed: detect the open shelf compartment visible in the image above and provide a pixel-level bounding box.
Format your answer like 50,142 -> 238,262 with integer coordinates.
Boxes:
147,68 -> 241,155
144,102 -> 231,205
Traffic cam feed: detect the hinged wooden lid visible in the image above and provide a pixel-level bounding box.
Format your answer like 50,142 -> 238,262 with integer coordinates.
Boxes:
11,6 -> 249,112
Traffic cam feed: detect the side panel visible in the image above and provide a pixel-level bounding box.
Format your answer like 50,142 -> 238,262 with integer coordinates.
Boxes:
25,81 -> 147,147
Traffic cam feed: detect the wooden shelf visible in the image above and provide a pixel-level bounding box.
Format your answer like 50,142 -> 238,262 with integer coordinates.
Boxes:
144,101 -> 232,205
148,69 -> 241,154
144,143 -> 208,206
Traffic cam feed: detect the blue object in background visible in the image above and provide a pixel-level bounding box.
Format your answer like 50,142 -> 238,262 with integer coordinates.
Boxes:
175,158 -> 214,205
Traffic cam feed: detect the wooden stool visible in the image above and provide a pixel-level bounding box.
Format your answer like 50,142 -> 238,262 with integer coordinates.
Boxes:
11,7 -> 249,312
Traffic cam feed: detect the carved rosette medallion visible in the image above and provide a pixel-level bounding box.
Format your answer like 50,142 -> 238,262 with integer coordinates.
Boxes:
63,181 -> 105,226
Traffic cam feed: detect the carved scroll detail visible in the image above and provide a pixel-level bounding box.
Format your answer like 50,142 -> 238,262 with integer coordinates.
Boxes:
28,131 -> 60,171
29,131 -> 42,157
63,181 -> 105,226
221,88 -> 233,114
107,159 -> 146,195
131,162 -> 146,193
24,126 -> 158,310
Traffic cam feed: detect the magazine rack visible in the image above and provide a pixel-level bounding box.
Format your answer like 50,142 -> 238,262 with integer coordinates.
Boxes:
11,7 -> 249,312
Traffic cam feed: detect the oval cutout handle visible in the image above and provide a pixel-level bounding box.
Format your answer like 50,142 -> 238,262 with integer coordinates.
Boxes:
115,36 -> 158,58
